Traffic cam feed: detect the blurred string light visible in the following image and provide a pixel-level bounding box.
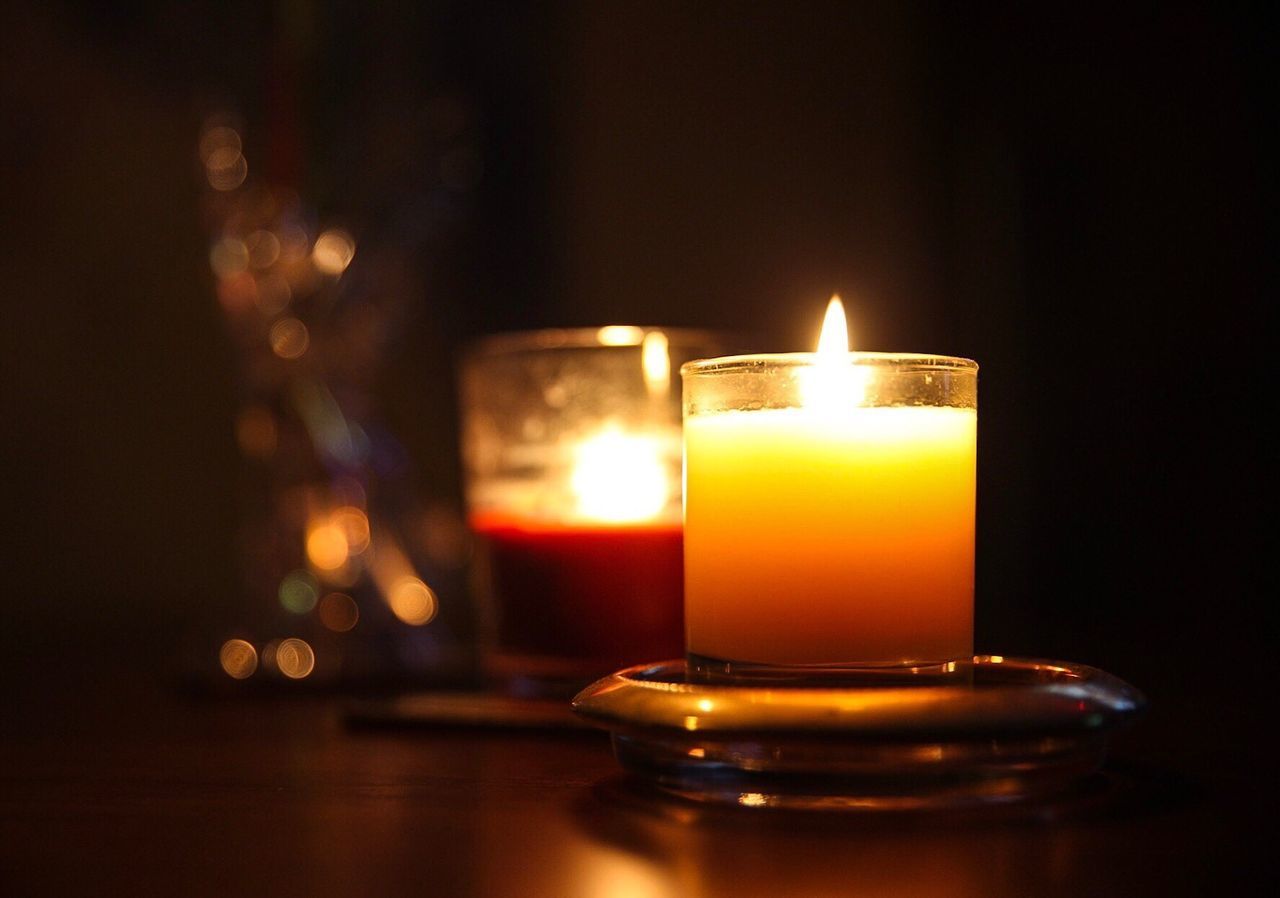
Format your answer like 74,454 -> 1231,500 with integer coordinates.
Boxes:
369,532 -> 438,626
276,638 -> 316,679
200,105 -> 467,683
210,237 -> 249,277
333,506 -> 371,554
199,125 -> 241,164
389,577 -> 438,626
207,147 -> 248,191
299,504 -> 372,588
312,228 -> 356,275
306,519 -> 349,571
318,593 -> 359,632
246,230 -> 281,268
269,318 -> 310,359
219,639 -> 258,679
200,120 -> 248,192
279,570 -> 319,614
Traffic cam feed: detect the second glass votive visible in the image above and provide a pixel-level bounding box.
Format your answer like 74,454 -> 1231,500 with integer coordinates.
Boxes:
681,352 -> 978,678
461,327 -> 730,694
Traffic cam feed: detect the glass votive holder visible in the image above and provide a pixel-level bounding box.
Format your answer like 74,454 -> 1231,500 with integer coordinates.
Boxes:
681,352 -> 978,680
461,327 -> 732,695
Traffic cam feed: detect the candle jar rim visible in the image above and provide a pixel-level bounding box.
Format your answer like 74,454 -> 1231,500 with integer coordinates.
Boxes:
467,326 -> 728,358
680,351 -> 978,377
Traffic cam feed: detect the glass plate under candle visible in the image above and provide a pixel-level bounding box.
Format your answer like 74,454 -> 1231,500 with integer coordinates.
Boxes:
572,656 -> 1145,811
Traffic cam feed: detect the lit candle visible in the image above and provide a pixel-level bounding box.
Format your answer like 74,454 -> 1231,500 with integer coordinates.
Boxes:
682,298 -> 977,669
461,327 -> 730,689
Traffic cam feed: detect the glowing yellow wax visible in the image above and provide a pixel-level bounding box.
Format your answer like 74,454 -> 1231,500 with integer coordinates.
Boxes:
684,405 -> 976,665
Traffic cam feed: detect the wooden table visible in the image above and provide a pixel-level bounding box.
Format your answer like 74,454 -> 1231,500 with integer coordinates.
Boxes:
0,676 -> 1265,896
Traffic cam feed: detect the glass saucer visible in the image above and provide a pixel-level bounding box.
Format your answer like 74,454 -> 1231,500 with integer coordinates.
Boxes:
572,656 -> 1145,811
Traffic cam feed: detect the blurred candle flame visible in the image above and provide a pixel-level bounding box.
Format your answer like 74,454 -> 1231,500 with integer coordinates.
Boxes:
570,427 -> 670,524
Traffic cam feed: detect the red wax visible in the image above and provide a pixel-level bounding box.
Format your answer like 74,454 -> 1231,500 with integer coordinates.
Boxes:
470,513 -> 684,680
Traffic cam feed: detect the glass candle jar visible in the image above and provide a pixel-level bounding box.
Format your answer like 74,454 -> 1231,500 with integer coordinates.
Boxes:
461,327 -> 731,694
681,352 -> 978,677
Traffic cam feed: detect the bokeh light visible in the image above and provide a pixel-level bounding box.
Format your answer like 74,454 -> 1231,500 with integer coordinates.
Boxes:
210,237 -> 249,277
276,638 -> 316,679
279,570 -> 319,614
219,639 -> 258,679
198,125 -> 241,164
333,506 -> 371,554
389,576 -> 438,626
206,146 -> 248,191
246,229 -> 281,268
276,225 -> 312,271
318,592 -> 359,632
269,318 -> 310,359
312,229 -> 356,275
306,520 -> 349,571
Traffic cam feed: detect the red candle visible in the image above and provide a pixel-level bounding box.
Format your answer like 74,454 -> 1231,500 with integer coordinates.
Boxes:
471,512 -> 684,684
459,327 -> 729,692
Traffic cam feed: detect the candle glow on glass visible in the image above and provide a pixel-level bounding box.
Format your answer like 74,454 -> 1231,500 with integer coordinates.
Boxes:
642,330 -> 671,398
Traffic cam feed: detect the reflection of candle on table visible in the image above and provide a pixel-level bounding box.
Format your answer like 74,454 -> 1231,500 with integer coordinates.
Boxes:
683,298 -> 977,668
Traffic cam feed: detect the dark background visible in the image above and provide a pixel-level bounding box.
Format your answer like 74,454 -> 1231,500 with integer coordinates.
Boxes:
0,2 -> 1268,706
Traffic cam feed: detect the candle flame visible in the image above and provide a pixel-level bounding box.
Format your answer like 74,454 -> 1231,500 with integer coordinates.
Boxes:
570,426 -> 671,523
802,294 -> 868,410
817,295 -> 850,355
